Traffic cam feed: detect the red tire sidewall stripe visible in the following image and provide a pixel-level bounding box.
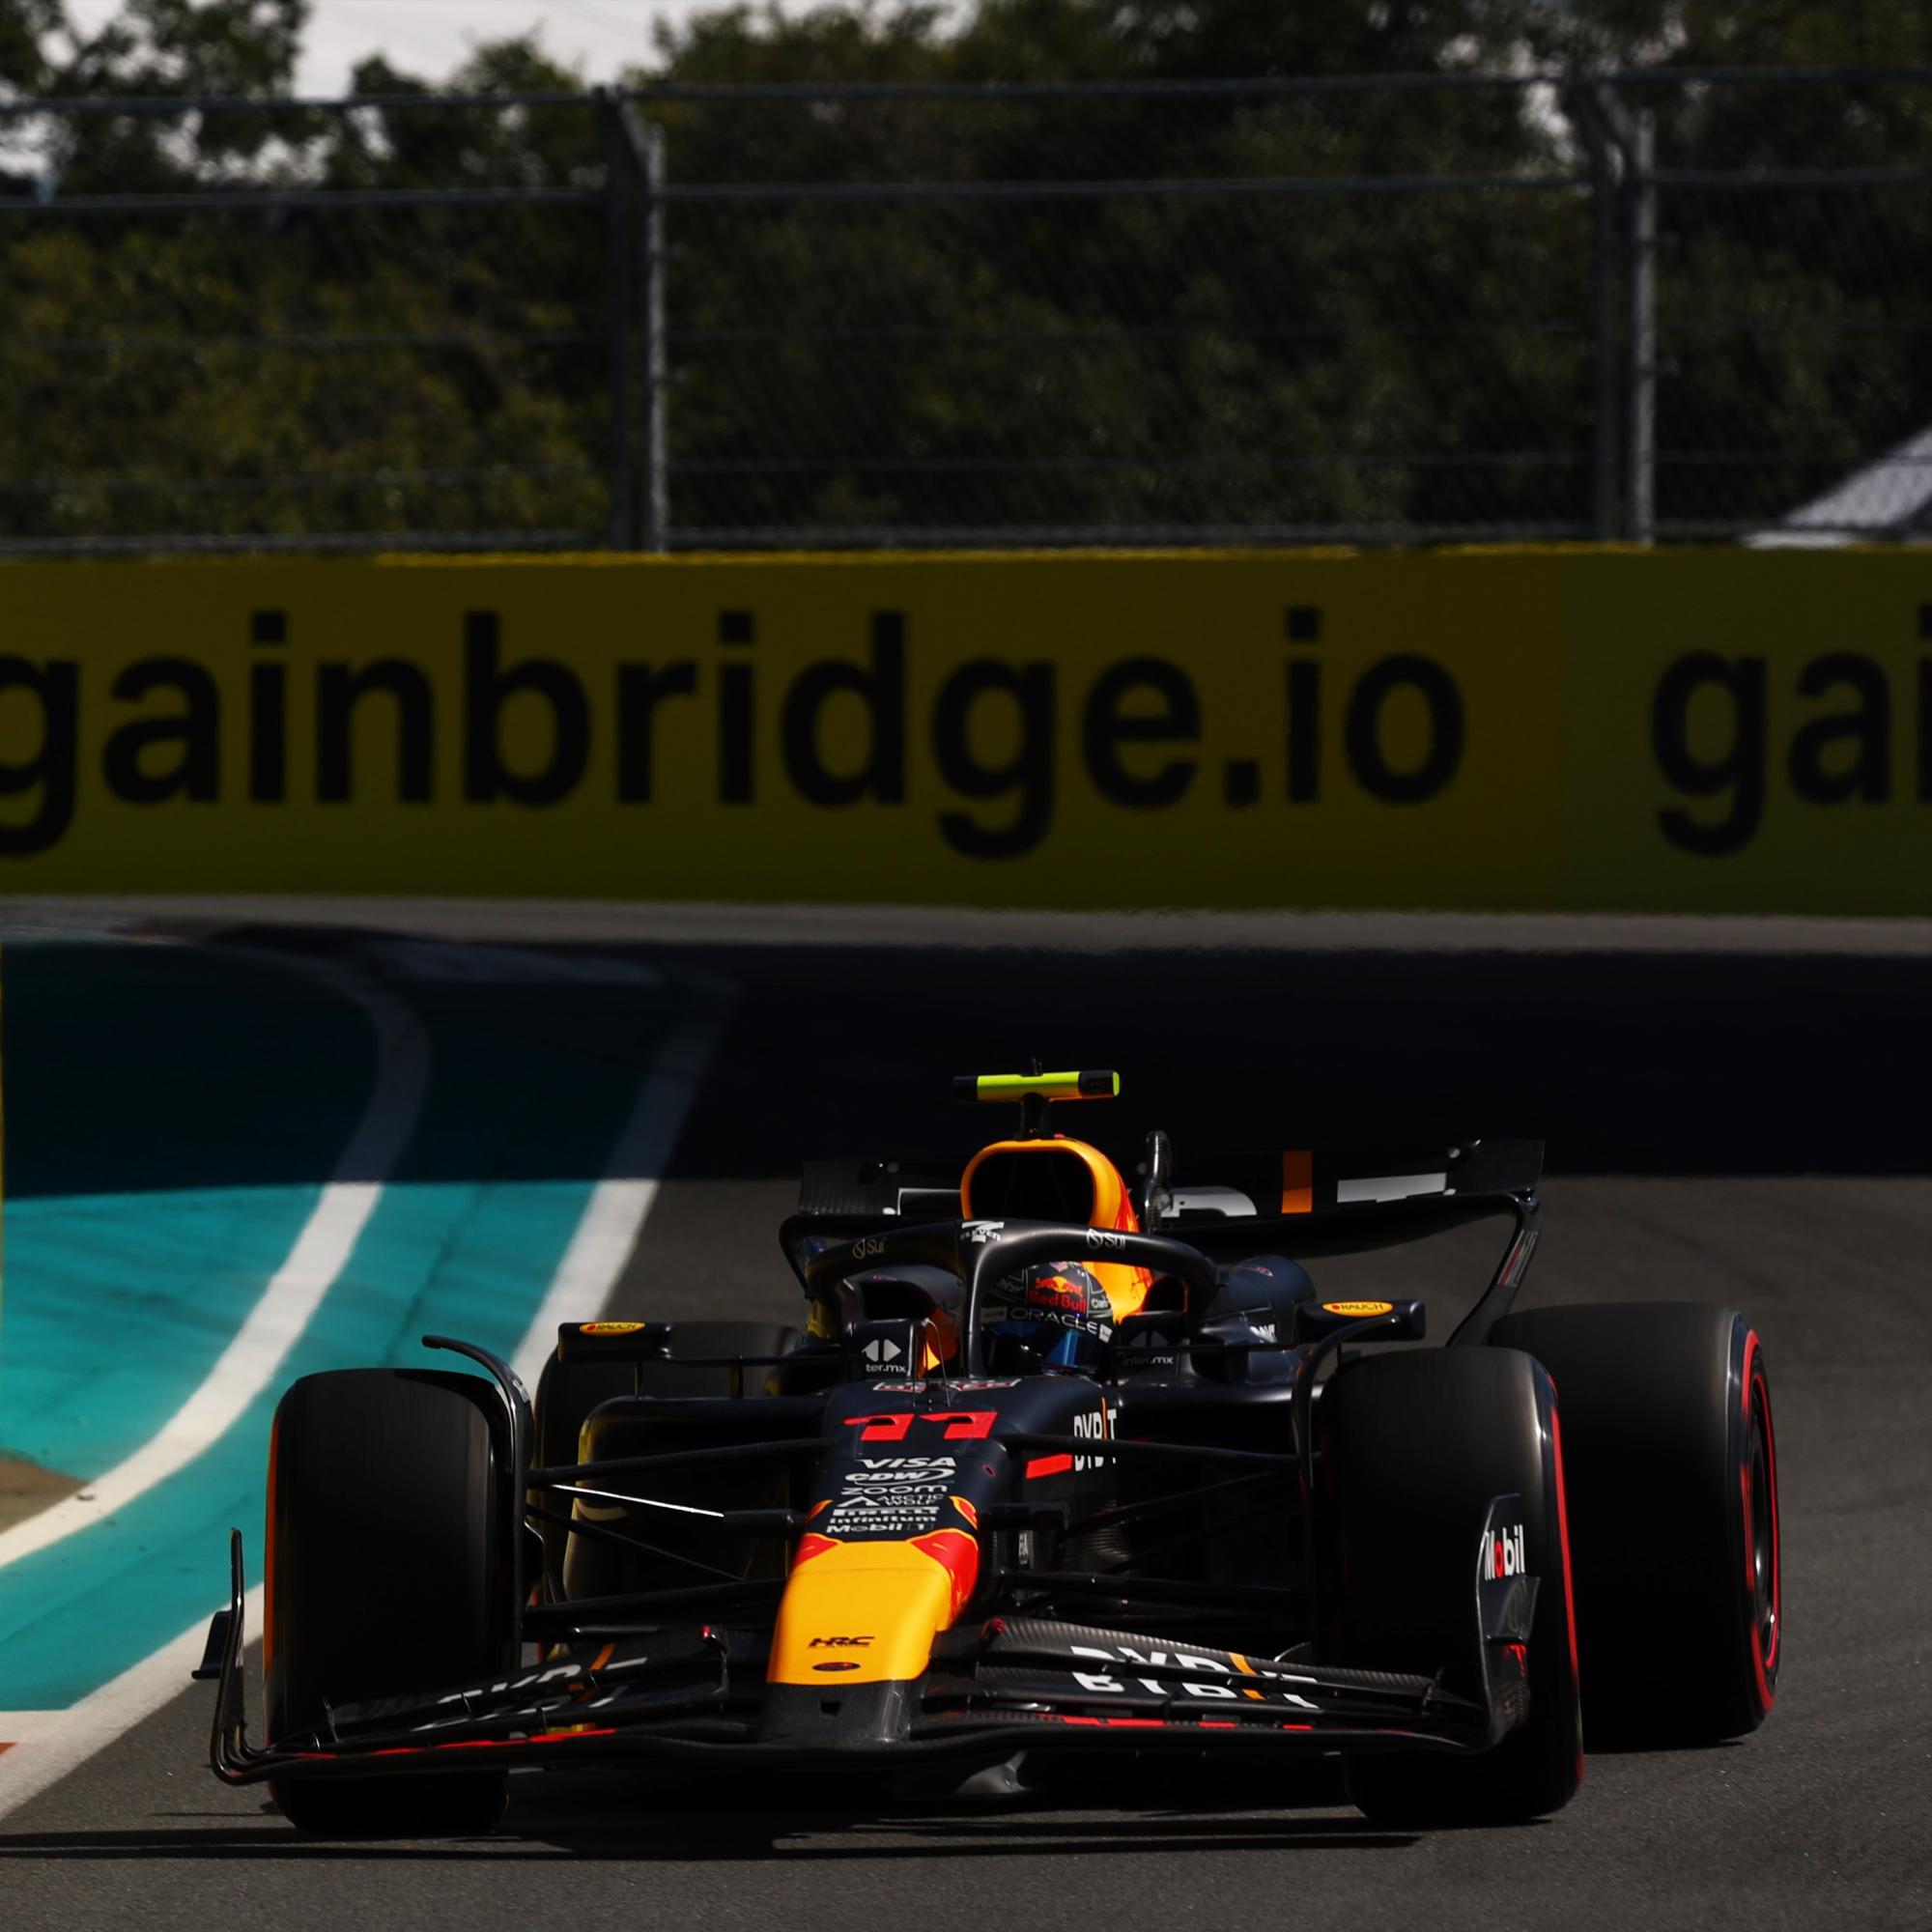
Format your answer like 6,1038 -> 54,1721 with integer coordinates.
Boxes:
1741,1328 -> 1779,1710
1548,1397 -> 1585,1779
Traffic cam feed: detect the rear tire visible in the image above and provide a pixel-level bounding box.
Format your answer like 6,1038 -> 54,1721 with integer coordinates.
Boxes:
536,1320 -> 800,1465
266,1369 -> 510,1838
537,1321 -> 798,1602
533,1355 -> 637,1594
1322,1347 -> 1583,1826
1489,1302 -> 1780,1746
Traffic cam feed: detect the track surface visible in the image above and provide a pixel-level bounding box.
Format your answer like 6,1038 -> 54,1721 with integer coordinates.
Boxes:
2,916 -> 1927,1930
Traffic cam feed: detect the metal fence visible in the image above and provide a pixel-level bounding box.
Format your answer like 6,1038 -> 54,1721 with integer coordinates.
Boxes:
4,68 -> 1932,554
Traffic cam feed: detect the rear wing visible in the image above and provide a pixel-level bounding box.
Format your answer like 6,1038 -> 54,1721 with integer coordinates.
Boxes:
1164,1138 -> 1544,1345
1164,1138 -> 1542,1260
794,1140 -> 1538,1234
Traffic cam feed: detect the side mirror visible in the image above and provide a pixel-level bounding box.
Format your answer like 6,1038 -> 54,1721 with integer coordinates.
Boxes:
554,1319 -> 674,1364
1293,1297 -> 1426,1344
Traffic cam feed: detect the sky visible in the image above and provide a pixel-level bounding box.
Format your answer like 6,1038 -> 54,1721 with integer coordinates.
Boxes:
67,0 -> 771,94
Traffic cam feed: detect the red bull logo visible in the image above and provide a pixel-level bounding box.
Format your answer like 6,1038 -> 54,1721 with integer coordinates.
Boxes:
1026,1270 -> 1094,1315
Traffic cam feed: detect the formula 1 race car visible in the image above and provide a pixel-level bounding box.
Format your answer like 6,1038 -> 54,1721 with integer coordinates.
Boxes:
196,1069 -> 1781,1835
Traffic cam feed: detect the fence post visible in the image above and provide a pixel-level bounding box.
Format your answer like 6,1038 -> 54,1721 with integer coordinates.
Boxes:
1583,113 -> 1618,539
619,100 -> 668,554
1625,108 -> 1657,545
597,92 -> 635,551
1570,82 -> 1658,543
1569,83 -> 1624,538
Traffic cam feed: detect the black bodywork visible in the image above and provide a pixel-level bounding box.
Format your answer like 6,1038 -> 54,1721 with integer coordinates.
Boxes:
200,1137 -> 1548,1788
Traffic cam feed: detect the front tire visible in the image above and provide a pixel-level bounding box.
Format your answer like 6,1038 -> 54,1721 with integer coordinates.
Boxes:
1489,1302 -> 1780,1745
266,1368 -> 511,1837
1321,1346 -> 1583,1826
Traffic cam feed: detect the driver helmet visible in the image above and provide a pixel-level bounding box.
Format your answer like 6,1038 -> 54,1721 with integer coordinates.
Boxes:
960,1136 -> 1153,1374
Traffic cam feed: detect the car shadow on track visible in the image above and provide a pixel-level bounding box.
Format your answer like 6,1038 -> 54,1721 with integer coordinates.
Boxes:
0,1815 -> 1418,1862
0,1772 -> 1425,1861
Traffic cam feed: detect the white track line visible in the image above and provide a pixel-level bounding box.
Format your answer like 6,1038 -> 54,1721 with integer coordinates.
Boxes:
0,954 -> 730,1824
0,960 -> 729,1824
0,945 -> 419,1822
0,951 -> 429,1574
0,1586 -> 264,1820
508,978 -> 735,1391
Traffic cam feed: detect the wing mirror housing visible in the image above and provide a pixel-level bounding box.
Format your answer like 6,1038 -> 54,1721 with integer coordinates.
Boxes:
1293,1297 -> 1427,1343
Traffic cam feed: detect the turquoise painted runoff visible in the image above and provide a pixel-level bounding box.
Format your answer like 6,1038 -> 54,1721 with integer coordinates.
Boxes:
0,940 -> 679,1710
1,1187 -> 327,1482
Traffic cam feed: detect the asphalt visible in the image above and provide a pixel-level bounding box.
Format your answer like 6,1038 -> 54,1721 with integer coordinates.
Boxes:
1,916 -> 1927,1931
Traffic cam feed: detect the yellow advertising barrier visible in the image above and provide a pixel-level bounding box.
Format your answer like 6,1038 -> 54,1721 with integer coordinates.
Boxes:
0,548 -> 1925,914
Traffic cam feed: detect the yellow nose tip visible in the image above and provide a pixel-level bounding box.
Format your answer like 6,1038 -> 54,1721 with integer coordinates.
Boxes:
766,1536 -> 972,1686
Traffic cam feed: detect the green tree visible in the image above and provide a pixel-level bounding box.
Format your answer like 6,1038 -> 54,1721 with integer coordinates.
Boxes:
3,0 -> 1930,548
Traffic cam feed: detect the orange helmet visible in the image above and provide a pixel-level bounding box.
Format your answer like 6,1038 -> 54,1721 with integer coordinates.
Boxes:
961,1136 -> 1154,1327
